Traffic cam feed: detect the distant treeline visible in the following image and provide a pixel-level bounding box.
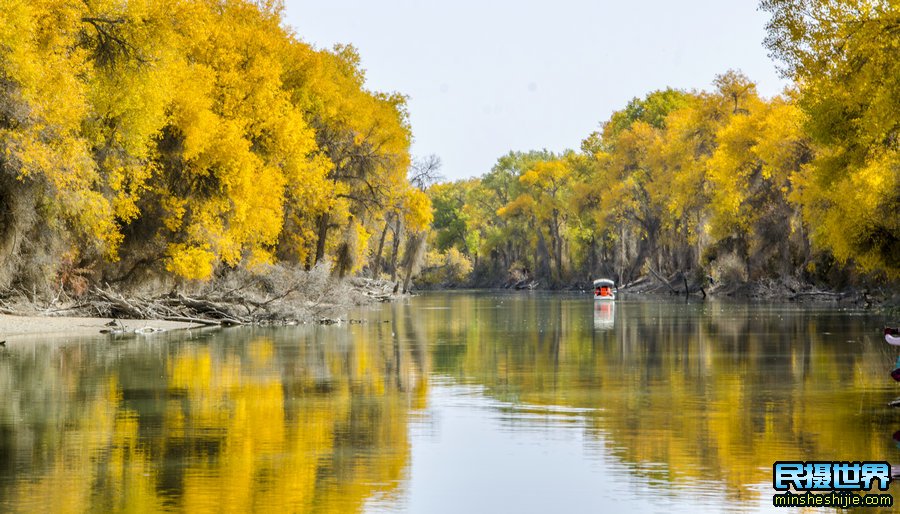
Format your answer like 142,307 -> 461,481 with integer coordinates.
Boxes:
424,1 -> 899,289
0,0 -> 432,293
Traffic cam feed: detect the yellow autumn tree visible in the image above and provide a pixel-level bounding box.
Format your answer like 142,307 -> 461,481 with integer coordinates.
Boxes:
762,0 -> 900,278
282,44 -> 412,274
0,0 -> 116,286
0,0 -> 427,288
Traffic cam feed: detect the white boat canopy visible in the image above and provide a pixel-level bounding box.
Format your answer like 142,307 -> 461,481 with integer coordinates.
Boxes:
593,278 -> 615,287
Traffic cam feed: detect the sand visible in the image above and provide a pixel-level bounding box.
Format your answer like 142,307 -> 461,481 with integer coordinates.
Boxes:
0,314 -> 202,343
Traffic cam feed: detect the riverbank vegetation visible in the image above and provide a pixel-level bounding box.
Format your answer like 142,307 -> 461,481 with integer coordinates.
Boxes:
0,0 -> 431,301
422,1 -> 899,294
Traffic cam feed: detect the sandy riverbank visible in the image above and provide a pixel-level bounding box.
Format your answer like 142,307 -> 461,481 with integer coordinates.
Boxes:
0,314 -> 202,343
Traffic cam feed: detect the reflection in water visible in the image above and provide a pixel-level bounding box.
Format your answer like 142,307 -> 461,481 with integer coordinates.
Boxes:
593,301 -> 615,330
0,304 -> 427,513
414,294 -> 899,509
0,293 -> 897,512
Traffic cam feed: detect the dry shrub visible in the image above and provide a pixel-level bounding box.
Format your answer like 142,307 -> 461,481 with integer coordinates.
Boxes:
507,262 -> 528,283
56,252 -> 93,297
200,261 -> 349,320
443,248 -> 473,283
710,252 -> 748,290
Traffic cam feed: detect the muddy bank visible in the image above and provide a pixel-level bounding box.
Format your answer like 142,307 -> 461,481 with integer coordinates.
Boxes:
0,314 -> 200,343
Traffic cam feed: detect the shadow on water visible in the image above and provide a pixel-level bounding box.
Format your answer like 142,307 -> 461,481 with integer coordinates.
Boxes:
0,292 -> 898,511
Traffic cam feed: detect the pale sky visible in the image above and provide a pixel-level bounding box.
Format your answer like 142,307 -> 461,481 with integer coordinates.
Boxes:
283,0 -> 787,181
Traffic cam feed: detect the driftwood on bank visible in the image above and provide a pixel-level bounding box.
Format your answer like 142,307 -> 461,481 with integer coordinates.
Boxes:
347,277 -> 402,302
620,268 -> 710,298
87,287 -> 250,325
787,290 -> 846,301
647,268 -> 679,294
0,264 -> 408,327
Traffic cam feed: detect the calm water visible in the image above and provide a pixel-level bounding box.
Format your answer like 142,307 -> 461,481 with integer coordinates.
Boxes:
1,292 -> 898,513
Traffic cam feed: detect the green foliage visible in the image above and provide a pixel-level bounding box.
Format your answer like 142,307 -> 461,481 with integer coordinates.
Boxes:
429,181 -> 470,253
603,88 -> 695,141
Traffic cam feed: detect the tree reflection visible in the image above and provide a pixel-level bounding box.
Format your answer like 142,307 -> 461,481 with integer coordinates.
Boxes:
0,301 -> 428,512
0,296 -> 894,510
413,295 -> 895,500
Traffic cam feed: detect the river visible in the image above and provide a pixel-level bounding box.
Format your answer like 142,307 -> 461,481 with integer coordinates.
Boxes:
0,292 -> 897,512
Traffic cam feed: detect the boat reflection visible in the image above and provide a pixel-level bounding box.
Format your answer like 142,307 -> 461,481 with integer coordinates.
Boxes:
593,301 -> 615,330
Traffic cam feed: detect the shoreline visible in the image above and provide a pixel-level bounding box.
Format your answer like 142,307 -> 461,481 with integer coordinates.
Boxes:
0,274 -> 400,341
0,314 -> 203,343
0,283 -> 887,344
417,275 -> 892,307
416,286 -> 888,308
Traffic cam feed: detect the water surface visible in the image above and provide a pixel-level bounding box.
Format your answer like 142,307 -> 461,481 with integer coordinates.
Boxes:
0,292 -> 896,512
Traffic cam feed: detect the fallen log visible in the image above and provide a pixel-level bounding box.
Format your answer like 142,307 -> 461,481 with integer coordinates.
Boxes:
788,290 -> 845,301
647,268 -> 678,294
163,316 -> 230,327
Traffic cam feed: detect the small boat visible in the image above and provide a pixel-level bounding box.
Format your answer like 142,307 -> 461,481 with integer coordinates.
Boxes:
593,278 -> 616,301
886,327 -> 900,346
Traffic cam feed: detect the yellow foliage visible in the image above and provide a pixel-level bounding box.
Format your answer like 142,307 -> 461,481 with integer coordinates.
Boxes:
337,219 -> 372,275
0,0 -> 420,285
497,194 -> 536,218
166,244 -> 216,280
246,248 -> 276,272
761,1 -> 900,276
444,247 -> 473,280
706,95 -> 807,242
403,188 -> 433,232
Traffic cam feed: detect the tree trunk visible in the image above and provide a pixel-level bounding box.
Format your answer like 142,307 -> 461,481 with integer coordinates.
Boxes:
548,212 -> 564,282
618,224 -> 627,284
402,233 -> 426,293
314,212 -> 330,266
372,216 -> 391,278
588,237 -> 597,279
389,217 -> 403,282
535,227 -> 552,281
